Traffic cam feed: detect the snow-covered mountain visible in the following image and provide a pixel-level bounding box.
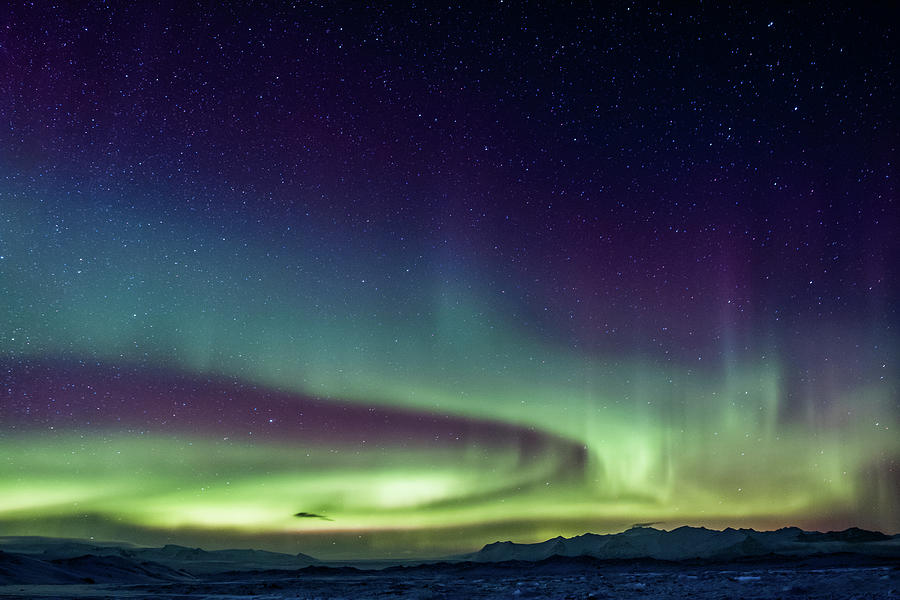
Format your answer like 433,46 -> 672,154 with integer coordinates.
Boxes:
466,526 -> 900,563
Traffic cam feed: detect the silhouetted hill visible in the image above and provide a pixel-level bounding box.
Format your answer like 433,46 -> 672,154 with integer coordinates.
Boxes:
0,536 -> 319,579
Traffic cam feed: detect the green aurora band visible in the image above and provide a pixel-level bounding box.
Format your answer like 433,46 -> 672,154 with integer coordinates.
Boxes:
1,195 -> 897,558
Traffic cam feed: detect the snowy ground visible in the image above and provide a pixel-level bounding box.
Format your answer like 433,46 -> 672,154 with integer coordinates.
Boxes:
0,564 -> 896,599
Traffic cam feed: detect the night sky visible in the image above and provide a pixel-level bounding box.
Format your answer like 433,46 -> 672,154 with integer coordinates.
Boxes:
1,3 -> 897,559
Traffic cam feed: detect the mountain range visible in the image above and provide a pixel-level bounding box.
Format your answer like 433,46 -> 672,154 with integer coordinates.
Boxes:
0,537 -> 318,584
1,526 -> 898,585
464,525 -> 899,563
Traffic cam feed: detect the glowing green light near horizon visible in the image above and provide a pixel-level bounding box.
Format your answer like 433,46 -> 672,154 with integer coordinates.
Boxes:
0,431 -> 853,527
0,197 -> 897,558
1,416 -> 891,557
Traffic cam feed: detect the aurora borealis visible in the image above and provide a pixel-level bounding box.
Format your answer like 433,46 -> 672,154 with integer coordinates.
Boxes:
0,3 -> 897,559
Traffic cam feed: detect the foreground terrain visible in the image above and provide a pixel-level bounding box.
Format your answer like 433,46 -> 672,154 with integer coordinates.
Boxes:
0,560 -> 896,599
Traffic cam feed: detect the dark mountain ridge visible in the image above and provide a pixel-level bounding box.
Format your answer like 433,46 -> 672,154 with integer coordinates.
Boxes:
466,525 -> 900,563
1,526 -> 897,585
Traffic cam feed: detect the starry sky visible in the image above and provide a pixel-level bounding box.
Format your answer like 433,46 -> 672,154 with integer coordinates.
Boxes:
0,3 -> 897,559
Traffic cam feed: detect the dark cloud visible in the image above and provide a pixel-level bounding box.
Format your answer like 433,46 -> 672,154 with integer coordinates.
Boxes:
294,512 -> 333,521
